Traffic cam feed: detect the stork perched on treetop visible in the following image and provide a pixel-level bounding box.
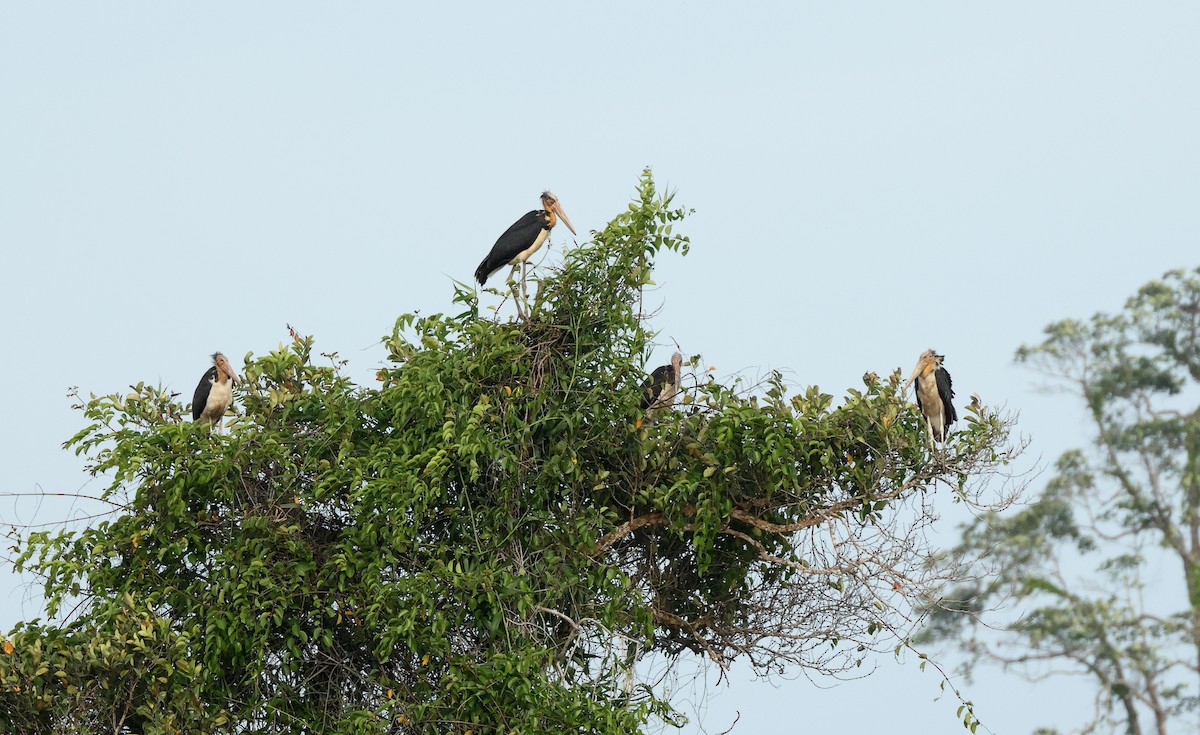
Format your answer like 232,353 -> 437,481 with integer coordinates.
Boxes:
904,349 -> 956,444
193,352 -> 237,430
641,352 -> 684,417
475,191 -> 576,304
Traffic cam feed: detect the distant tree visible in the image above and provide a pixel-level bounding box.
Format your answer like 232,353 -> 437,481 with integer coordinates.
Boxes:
1,171 -> 1014,735
922,267 -> 1200,735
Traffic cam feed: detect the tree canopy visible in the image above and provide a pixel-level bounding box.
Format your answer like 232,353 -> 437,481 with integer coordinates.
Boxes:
922,266 -> 1200,735
2,171 -> 1013,735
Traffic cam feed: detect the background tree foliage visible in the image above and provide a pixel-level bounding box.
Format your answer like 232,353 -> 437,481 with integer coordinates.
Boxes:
922,267 -> 1200,735
2,171 -> 1013,735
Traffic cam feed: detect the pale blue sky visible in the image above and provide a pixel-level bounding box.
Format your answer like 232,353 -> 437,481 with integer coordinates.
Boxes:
2,3 -> 1198,733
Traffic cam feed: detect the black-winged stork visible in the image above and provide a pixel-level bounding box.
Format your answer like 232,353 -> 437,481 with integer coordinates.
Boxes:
193,352 -> 238,429
475,191 -> 576,300
904,349 -> 956,444
641,352 -> 684,416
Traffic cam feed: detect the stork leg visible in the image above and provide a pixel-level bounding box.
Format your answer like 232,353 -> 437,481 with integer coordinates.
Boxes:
507,265 -> 526,320
512,259 -> 533,320
928,421 -> 949,459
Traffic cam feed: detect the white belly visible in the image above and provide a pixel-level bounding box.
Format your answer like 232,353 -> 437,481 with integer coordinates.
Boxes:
203,380 -> 233,422
647,382 -> 679,417
916,377 -> 945,438
513,228 -> 550,263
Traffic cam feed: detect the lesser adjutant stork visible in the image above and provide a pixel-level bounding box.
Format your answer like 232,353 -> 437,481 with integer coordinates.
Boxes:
904,349 -> 956,444
641,352 -> 684,416
193,352 -> 237,429
475,191 -> 576,300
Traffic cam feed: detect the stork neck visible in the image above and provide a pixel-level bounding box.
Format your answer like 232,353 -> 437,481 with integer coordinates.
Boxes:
216,367 -> 232,384
545,207 -> 556,229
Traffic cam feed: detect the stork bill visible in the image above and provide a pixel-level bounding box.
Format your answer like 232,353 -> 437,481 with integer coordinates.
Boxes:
904,349 -> 956,444
641,352 -> 683,417
475,191 -> 576,289
193,351 -> 238,429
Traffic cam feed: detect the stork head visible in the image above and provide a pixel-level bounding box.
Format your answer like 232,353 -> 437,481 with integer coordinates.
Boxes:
903,349 -> 941,390
212,352 -> 238,383
540,191 -> 576,236
670,352 -> 683,380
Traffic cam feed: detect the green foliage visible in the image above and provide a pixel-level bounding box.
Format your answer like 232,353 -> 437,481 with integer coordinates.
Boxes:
926,266 -> 1200,734
2,170 -> 1012,734
1,599 -> 222,735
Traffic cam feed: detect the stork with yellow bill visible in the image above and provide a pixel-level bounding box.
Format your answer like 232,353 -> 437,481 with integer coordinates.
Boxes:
904,349 -> 956,444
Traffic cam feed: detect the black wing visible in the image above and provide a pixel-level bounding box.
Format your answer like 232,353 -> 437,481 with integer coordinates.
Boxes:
192,366 -> 217,421
640,364 -> 676,409
935,367 -> 956,427
475,210 -> 549,285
